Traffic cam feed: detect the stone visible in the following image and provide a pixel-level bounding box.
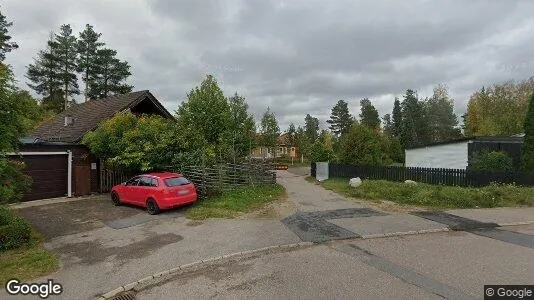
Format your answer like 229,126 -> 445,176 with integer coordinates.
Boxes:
349,177 -> 362,187
404,180 -> 417,184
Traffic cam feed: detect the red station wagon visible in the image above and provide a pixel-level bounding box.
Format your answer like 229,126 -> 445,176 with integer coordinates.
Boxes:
111,172 -> 197,214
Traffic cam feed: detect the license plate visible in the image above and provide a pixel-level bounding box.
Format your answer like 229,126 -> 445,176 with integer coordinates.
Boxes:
177,190 -> 189,195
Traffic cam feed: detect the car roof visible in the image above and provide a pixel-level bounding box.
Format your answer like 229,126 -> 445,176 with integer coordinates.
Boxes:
144,172 -> 183,179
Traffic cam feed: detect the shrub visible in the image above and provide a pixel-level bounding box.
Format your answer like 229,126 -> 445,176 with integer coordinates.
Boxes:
469,150 -> 514,171
0,158 -> 32,204
310,141 -> 332,162
0,207 -> 31,251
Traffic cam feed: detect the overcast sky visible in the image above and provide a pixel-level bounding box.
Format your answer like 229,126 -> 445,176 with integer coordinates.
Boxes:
3,0 -> 534,129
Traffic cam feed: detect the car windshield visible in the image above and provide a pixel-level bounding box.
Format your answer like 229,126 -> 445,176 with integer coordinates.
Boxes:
164,177 -> 191,187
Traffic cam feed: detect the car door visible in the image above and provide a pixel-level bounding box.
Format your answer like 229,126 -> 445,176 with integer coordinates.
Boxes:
122,176 -> 141,203
136,176 -> 153,205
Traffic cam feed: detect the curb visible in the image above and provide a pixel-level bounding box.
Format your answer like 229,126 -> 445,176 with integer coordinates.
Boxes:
10,194 -> 107,209
360,227 -> 451,239
96,242 -> 314,299
498,220 -> 534,227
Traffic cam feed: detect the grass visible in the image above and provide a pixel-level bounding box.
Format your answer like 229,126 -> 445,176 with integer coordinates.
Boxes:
185,184 -> 286,220
314,178 -> 534,209
0,228 -> 58,285
305,176 -> 316,183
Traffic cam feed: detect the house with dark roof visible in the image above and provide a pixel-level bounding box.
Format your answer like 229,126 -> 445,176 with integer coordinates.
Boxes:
9,91 -> 173,201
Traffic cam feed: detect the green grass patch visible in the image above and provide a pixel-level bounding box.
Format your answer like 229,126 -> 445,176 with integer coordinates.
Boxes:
304,176 -> 316,183
317,178 -> 534,209
185,184 -> 286,220
0,227 -> 58,285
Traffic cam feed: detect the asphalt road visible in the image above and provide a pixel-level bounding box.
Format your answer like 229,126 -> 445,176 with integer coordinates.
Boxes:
138,224 -> 534,300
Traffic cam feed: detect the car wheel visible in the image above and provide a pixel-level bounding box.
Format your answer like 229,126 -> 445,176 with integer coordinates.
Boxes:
146,198 -> 160,215
111,192 -> 121,206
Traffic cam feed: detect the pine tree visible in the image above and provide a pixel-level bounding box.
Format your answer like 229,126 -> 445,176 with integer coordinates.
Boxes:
286,123 -> 296,146
89,48 -> 132,99
392,97 -> 402,137
359,98 -> 380,129
522,92 -> 534,171
77,24 -> 104,101
0,9 -> 18,62
327,100 -> 353,136
53,24 -> 80,110
382,114 -> 393,136
304,114 -> 319,142
400,90 -> 419,148
26,33 -> 64,113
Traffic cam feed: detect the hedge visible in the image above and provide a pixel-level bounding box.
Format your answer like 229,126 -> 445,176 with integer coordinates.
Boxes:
0,207 -> 31,251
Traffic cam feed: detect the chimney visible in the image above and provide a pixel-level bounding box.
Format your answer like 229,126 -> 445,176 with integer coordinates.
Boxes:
64,115 -> 74,127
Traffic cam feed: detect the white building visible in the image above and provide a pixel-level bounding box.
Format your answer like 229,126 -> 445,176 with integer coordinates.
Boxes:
405,139 -> 473,169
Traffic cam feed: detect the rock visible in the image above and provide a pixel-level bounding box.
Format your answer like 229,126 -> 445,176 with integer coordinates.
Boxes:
349,177 -> 362,187
404,180 -> 417,184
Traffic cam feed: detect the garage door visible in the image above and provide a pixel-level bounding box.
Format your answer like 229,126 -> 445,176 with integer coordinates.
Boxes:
16,154 -> 68,201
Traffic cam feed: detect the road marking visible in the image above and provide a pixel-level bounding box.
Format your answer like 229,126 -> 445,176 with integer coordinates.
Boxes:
335,244 -> 476,300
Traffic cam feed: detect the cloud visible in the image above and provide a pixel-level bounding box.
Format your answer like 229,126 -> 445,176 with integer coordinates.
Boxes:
3,0 -> 534,129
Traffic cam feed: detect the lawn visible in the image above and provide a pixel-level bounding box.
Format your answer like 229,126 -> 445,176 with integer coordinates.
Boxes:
0,228 -> 58,285
185,184 -> 286,219
313,177 -> 534,209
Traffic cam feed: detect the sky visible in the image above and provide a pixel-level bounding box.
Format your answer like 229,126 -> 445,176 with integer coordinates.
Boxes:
3,0 -> 534,130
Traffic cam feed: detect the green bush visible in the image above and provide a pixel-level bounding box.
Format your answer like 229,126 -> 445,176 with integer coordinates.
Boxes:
469,150 -> 514,171
0,207 -> 31,251
0,158 -> 32,204
310,141 -> 332,162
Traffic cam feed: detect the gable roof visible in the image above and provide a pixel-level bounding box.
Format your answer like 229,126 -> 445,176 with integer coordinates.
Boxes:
277,133 -> 292,145
30,90 -> 173,143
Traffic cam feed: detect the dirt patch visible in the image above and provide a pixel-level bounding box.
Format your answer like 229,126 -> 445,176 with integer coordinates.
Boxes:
54,232 -> 183,265
149,261 -> 255,290
239,191 -> 297,220
186,220 -> 204,226
226,272 -> 281,291
15,196 -> 142,239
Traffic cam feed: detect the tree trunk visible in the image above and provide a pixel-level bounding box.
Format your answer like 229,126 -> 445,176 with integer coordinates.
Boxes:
84,68 -> 89,102
64,52 -> 68,111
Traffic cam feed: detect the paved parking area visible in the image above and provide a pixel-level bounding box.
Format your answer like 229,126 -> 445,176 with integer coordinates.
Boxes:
16,195 -> 147,239
10,194 -> 300,300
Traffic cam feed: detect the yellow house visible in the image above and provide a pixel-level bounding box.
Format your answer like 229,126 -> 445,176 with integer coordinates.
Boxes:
252,133 -> 298,159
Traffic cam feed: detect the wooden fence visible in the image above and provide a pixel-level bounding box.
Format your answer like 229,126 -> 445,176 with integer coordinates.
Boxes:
320,163 -> 534,187
100,169 -> 133,192
99,163 -> 277,196
175,163 -> 276,197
